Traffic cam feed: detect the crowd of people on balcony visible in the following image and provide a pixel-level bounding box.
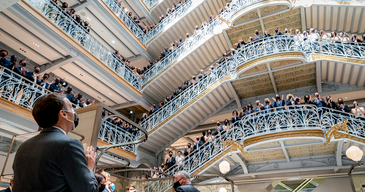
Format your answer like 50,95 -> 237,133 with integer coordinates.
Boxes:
0,49 -> 95,108
233,27 -> 365,49
50,0 -> 92,33
101,110 -> 140,136
230,92 -> 364,119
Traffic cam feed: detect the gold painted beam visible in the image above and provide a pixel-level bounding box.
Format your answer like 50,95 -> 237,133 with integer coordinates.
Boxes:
97,139 -> 137,160
19,0 -> 142,97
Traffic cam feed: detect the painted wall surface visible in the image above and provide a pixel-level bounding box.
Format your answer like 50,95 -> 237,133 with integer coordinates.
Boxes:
237,182 -> 272,192
312,177 -> 352,192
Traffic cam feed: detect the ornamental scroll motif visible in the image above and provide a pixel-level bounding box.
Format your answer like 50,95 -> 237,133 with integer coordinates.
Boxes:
220,139 -> 246,154
325,119 -> 349,145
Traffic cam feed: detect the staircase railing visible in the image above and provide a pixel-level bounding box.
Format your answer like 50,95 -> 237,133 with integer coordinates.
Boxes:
165,105 -> 365,176
24,0 -> 142,90
140,36 -> 365,133
0,67 -> 79,109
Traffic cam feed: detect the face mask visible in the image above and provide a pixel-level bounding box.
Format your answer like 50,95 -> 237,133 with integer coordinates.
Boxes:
64,110 -> 79,130
289,96 -> 292,99
285,30 -> 287,33
22,62 -> 27,67
169,154 -> 172,157
296,31 -> 299,34
339,101 -> 344,104
99,184 -> 105,192
265,101 -> 269,104
315,95 -> 319,98
187,35 -> 189,38
68,88 -> 72,92
275,30 -> 278,33
102,112 -> 105,116
188,145 -> 191,148
276,96 -> 280,99
34,69 -> 40,74
12,58 -> 17,62
0,53 -> 5,57
217,123 -> 220,126
55,80 -> 60,85
110,183 -> 115,191
311,30 -> 314,33
255,32 -> 259,35
173,178 -> 182,190
196,138 -> 199,141
305,97 -> 309,100
296,98 -> 299,102
208,132 -> 211,135
256,103 -> 259,106
340,35 -> 343,37
326,98 -> 330,102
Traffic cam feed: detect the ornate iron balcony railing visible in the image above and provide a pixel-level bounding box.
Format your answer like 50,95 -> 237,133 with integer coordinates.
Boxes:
25,0 -> 142,90
99,115 -> 147,154
0,67 -> 79,110
140,36 -> 365,132
141,0 -> 273,85
165,105 -> 365,176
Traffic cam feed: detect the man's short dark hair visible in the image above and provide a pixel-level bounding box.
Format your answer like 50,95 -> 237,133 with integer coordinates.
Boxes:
32,93 -> 66,128
94,173 -> 105,185
0,49 -> 8,55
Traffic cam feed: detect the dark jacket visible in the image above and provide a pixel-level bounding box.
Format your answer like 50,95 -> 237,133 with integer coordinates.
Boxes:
13,127 -> 98,192
0,187 -> 11,192
175,183 -> 200,192
166,156 -> 176,168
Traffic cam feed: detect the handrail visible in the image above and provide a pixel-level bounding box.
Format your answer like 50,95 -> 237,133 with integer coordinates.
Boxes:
142,0 -> 160,9
140,35 -> 365,133
0,67 -> 79,109
141,0 -> 274,85
165,104 -> 365,176
25,0 -> 142,90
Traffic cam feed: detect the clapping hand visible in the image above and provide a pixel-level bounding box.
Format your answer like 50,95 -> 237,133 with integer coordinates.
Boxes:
85,146 -> 96,171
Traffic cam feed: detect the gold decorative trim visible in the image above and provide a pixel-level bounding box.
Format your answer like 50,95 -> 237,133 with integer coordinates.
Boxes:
142,60 -> 177,88
97,0 -> 147,50
236,52 -> 305,75
0,97 -> 34,121
326,119 -> 365,144
243,129 -> 324,147
145,74 -> 231,136
19,0 -> 142,97
97,140 -> 137,160
216,17 -> 234,29
311,54 -> 365,65
221,139 -> 245,154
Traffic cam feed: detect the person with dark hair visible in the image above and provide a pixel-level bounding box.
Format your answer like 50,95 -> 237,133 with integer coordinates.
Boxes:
312,92 -> 326,107
326,96 -> 337,109
13,93 -> 98,191
94,173 -> 106,192
49,77 -> 62,93
166,151 -> 176,169
337,97 -> 350,113
0,49 -> 11,67
231,110 -> 240,123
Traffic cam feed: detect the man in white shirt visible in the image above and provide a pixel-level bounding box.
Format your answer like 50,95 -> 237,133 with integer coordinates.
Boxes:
176,151 -> 184,166
309,28 -> 319,42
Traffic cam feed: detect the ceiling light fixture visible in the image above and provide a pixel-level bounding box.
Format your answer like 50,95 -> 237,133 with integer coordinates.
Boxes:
112,40 -> 115,44
219,160 -> 230,174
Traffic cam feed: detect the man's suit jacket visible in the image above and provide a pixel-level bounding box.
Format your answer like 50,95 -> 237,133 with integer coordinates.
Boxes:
12,127 -> 98,192
175,183 -> 200,192
0,187 -> 11,192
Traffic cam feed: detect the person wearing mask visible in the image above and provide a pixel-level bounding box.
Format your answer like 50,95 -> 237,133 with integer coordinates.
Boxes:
94,174 -> 106,192
309,28 -> 319,41
245,104 -> 254,115
13,94 -> 98,191
337,97 -> 350,113
231,110 -> 240,123
23,66 -> 41,85
128,185 -> 136,192
286,94 -> 296,106
352,101 -> 365,117
326,96 -> 337,109
204,130 -> 215,143
176,151 -> 184,167
302,94 -> 312,104
223,119 -> 231,131
0,49 -> 11,67
166,151 -> 176,169
49,78 -> 62,93
194,136 -> 204,150
173,171 -> 199,192
294,96 -> 302,105
312,92 -> 326,107
272,94 -> 285,110
214,121 -> 224,135
253,29 -> 264,41
65,86 -> 74,102
274,27 -> 283,37
184,143 -> 192,156
263,98 -> 273,110
200,131 -> 206,144
253,100 -> 264,112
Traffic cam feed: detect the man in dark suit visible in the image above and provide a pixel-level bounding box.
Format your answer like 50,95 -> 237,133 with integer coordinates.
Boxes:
0,177 -> 13,192
166,151 -> 176,169
173,171 -> 199,192
12,93 -> 99,192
